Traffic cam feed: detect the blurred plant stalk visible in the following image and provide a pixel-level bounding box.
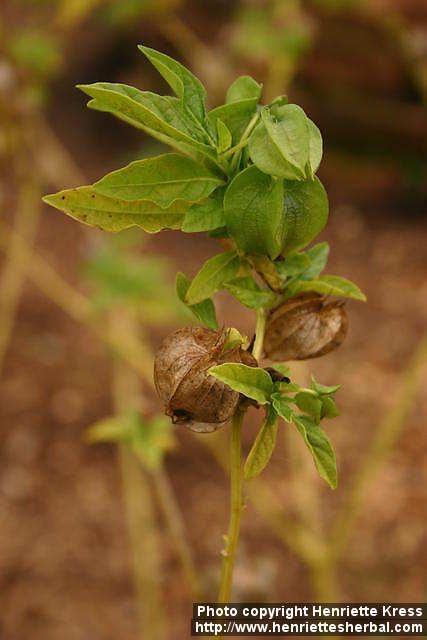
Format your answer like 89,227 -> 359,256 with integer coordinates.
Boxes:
112,346 -> 165,640
0,219 -> 200,604
0,0 -> 87,377
0,175 -> 40,373
109,310 -> 200,603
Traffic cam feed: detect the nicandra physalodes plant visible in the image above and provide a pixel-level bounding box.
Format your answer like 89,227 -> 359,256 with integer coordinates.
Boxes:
43,45 -> 366,602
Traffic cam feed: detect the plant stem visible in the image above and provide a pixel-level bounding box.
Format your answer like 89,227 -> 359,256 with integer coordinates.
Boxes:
216,305 -> 267,604
217,406 -> 245,603
252,307 -> 267,361
112,351 -> 165,640
153,464 -> 201,600
309,554 -> 340,602
118,444 -> 165,639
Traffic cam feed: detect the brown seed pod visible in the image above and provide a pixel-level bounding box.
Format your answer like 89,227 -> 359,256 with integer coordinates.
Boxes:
264,294 -> 348,361
154,326 -> 257,432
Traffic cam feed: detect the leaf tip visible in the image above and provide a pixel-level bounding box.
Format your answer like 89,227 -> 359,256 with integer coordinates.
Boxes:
138,44 -> 154,59
42,193 -> 58,208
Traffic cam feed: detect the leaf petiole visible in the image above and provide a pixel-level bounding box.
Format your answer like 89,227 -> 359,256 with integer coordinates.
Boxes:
219,111 -> 260,160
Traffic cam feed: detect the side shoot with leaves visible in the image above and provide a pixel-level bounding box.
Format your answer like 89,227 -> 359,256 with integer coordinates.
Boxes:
43,45 -> 366,602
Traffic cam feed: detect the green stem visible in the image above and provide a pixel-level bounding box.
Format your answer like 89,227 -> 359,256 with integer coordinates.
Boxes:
217,305 -> 267,604
252,307 -> 267,361
309,554 -> 340,602
217,407 -> 245,603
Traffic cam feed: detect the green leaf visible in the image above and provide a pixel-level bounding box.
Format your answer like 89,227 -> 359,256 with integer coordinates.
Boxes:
281,177 -> 329,254
176,272 -> 218,330
276,242 -> 330,280
268,95 -> 289,110
310,376 -> 340,396
92,153 -> 223,208
208,227 -> 228,239
244,406 -> 278,479
303,242 -> 329,279
138,45 -> 207,125
225,276 -> 279,309
208,364 -> 273,404
208,99 -> 258,145
216,119 -> 232,153
226,75 -> 262,103
275,252 -> 311,278
185,250 -> 240,305
181,189 -> 226,233
295,391 -> 322,423
293,415 -> 337,489
249,104 -> 310,180
90,95 -> 211,164
223,327 -> 250,352
43,186 -> 187,232
307,118 -> 323,176
132,414 -> 175,471
278,381 -> 301,393
321,396 -> 340,419
287,275 -> 367,301
271,393 -> 294,423
224,165 -> 284,259
85,412 -> 175,470
271,363 -> 291,377
78,83 -> 215,159
83,242 -> 181,321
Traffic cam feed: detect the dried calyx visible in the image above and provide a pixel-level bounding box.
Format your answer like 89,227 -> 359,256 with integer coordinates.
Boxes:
154,326 -> 257,433
264,293 -> 348,361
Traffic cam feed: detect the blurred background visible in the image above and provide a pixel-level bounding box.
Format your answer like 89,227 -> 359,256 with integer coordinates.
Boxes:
0,1 -> 426,638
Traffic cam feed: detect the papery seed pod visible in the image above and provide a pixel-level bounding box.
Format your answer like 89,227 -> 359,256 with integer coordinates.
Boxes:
264,294 -> 348,361
154,326 -> 257,432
